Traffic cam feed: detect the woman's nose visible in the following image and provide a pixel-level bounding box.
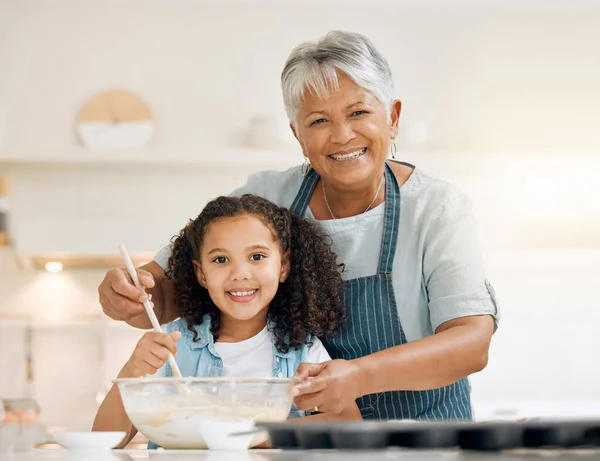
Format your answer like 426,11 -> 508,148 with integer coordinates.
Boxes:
330,120 -> 356,145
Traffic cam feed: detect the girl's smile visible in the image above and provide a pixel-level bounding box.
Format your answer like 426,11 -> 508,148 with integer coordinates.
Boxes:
226,288 -> 259,303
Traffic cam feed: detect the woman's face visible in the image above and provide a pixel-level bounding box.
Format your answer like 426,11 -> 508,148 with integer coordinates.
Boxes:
292,73 -> 401,190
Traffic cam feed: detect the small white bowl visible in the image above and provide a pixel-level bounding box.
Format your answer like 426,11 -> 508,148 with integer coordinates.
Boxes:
53,431 -> 126,450
199,419 -> 255,450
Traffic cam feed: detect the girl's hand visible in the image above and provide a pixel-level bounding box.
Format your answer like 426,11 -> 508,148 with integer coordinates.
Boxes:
121,331 -> 181,377
291,359 -> 366,415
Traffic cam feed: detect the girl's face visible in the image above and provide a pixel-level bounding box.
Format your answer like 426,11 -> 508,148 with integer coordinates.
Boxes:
193,214 -> 290,324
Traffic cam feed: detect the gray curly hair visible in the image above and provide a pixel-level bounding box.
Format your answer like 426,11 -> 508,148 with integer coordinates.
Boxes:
281,30 -> 396,126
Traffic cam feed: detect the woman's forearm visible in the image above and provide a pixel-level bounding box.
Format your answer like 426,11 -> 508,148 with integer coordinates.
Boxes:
92,367 -> 138,448
354,315 -> 494,395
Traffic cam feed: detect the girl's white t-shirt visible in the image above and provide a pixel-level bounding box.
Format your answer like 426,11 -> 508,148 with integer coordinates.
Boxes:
153,325 -> 331,378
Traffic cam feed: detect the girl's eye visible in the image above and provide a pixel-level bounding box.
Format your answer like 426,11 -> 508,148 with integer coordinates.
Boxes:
250,254 -> 265,261
310,118 -> 326,126
213,256 -> 228,264
351,110 -> 368,117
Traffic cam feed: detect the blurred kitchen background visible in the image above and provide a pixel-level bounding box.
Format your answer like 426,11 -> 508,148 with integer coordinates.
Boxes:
0,0 -> 598,435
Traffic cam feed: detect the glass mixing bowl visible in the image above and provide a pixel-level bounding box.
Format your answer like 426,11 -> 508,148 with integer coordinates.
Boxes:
114,377 -> 297,449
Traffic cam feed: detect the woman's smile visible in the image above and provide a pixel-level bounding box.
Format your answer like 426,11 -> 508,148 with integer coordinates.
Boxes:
329,147 -> 367,162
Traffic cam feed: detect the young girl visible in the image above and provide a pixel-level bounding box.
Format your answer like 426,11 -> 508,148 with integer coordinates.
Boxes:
93,194 -> 361,447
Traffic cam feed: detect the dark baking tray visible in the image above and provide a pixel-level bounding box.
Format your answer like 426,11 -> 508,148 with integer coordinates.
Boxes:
258,420 -> 600,451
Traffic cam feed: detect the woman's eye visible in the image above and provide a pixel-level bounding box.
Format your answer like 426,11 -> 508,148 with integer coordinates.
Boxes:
213,256 -> 228,264
250,254 -> 265,261
351,110 -> 367,117
310,118 -> 326,126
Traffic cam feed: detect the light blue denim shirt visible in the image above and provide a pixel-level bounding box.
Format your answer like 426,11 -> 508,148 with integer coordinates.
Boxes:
164,317 -> 311,382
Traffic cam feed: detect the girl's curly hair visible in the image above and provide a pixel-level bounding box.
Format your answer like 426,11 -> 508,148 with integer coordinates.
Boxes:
166,194 -> 345,353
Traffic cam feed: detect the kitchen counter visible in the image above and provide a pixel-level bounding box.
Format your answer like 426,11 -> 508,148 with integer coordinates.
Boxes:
2,448 -> 600,461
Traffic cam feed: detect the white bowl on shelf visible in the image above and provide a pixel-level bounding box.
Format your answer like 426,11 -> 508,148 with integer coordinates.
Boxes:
52,431 -> 126,450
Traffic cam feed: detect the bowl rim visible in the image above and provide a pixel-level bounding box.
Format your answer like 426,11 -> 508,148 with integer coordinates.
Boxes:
112,377 -> 302,384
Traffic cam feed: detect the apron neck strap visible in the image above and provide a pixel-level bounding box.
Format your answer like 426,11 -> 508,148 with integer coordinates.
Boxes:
288,162 -> 402,276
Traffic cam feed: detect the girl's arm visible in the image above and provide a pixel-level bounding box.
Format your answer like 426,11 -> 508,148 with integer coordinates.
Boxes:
92,366 -> 140,448
92,330 -> 181,448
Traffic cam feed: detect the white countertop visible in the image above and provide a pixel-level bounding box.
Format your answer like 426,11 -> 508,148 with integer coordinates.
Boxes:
2,448 -> 600,461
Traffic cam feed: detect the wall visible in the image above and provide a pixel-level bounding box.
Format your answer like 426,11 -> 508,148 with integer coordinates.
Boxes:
1,1 -> 599,160
0,0 -> 599,428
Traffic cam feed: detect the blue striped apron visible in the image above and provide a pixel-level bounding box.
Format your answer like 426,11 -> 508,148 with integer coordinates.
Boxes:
289,162 -> 472,420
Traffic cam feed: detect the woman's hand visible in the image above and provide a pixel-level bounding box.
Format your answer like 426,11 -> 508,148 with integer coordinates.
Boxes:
120,331 -> 181,378
291,360 -> 366,415
99,266 -> 155,321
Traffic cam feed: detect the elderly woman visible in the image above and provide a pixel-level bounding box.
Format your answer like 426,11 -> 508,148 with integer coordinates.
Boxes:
98,31 -> 499,420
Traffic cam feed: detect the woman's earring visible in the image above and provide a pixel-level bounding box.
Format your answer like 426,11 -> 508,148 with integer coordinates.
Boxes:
390,139 -> 397,160
301,157 -> 311,176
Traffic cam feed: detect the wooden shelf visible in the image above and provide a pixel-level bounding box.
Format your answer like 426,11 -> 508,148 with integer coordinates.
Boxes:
0,146 -> 302,172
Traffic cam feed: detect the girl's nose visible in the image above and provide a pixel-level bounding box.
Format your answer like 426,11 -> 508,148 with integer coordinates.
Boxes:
230,261 -> 252,281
